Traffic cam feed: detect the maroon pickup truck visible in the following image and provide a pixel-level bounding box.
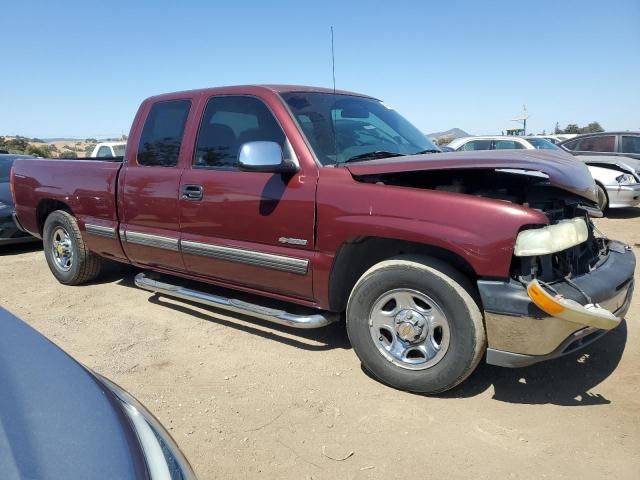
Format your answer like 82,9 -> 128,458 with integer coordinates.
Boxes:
11,85 -> 635,393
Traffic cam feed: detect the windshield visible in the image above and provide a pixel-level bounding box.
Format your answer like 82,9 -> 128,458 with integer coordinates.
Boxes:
112,144 -> 126,156
527,138 -> 559,150
281,92 -> 437,165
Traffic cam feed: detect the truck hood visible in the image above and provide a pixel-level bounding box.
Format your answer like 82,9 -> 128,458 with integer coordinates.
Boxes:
345,149 -> 598,203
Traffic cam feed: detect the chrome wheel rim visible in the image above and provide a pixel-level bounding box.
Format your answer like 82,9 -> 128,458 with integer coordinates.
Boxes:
368,289 -> 451,370
51,227 -> 73,272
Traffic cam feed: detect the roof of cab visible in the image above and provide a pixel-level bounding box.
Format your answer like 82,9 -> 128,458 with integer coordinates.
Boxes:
146,84 -> 375,102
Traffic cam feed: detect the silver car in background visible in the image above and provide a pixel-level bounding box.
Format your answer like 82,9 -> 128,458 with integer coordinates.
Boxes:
447,136 -> 640,211
576,155 -> 640,210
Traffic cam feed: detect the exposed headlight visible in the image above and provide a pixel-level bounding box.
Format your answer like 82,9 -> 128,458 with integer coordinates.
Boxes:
514,218 -> 588,256
615,173 -> 638,185
97,375 -> 197,480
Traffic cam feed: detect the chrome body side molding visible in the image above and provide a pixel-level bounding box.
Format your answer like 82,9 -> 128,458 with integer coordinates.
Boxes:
134,272 -> 336,329
85,224 -> 117,239
181,240 -> 309,275
125,231 -> 180,252
120,231 -> 309,275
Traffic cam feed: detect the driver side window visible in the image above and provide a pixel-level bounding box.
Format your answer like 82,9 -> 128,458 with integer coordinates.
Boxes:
194,96 -> 286,169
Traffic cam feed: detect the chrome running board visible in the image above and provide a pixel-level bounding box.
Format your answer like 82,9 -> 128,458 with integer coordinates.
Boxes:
134,272 -> 337,329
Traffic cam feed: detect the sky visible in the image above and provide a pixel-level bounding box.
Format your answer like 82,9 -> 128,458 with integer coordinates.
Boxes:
1,0 -> 638,138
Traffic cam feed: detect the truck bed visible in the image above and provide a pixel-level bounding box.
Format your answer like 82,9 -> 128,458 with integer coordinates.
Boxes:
12,158 -> 123,241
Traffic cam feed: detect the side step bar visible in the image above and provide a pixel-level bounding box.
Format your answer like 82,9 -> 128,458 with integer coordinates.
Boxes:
134,272 -> 338,329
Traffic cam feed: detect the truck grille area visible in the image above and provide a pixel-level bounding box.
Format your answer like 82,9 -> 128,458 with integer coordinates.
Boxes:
511,206 -> 606,283
513,235 -> 604,283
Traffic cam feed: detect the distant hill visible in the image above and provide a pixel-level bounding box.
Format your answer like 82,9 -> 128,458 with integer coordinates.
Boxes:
1,135 -> 126,158
425,128 -> 470,140
42,137 -> 90,142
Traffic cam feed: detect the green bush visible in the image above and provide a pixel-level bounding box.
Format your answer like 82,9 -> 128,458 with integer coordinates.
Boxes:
26,145 -> 50,157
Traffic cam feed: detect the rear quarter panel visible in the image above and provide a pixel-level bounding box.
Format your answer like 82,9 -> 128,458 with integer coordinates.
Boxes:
12,158 -> 127,260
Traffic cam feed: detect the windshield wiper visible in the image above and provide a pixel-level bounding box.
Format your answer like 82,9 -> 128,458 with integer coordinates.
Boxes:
413,149 -> 441,154
343,151 -> 407,164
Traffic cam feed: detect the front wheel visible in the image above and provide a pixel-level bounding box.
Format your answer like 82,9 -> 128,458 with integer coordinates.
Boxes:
346,257 -> 486,394
43,210 -> 103,285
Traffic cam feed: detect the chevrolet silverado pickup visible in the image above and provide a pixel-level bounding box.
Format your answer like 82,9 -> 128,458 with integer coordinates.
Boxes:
11,85 -> 635,393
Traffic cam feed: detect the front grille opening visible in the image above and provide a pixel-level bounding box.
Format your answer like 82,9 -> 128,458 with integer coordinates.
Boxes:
511,211 -> 605,283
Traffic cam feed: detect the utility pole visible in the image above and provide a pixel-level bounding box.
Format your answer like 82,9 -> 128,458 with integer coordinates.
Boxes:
511,105 -> 530,136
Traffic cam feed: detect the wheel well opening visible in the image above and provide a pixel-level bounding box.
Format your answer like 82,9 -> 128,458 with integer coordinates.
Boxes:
328,237 -> 477,312
594,180 -> 609,200
37,200 -> 72,234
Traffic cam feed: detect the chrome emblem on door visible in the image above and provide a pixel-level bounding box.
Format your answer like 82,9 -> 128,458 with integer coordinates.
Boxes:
278,237 -> 308,246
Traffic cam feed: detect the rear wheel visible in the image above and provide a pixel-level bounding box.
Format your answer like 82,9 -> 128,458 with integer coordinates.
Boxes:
346,257 -> 485,394
43,210 -> 103,285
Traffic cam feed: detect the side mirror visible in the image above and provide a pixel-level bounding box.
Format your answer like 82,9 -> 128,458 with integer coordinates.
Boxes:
238,141 -> 299,174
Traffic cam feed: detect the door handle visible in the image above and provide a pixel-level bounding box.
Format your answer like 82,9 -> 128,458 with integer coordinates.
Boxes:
182,185 -> 203,201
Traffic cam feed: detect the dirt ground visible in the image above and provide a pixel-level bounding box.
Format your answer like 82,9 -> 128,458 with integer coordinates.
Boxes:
1,210 -> 639,480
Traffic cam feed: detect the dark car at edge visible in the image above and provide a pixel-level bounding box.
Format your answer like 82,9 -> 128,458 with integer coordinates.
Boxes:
0,306 -> 196,480
0,154 -> 38,246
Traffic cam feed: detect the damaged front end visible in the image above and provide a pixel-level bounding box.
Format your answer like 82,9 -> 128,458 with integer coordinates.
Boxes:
355,164 -> 635,367
433,169 -> 638,368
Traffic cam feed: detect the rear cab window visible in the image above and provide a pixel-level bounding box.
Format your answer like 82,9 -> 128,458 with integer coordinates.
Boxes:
97,146 -> 113,158
137,100 -> 191,167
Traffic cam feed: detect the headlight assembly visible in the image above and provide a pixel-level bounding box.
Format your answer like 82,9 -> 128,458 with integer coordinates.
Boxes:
514,218 -> 588,257
615,173 -> 638,185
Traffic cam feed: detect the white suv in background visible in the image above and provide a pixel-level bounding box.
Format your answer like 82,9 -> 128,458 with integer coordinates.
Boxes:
447,136 -> 640,211
447,136 -> 558,151
90,142 -> 126,158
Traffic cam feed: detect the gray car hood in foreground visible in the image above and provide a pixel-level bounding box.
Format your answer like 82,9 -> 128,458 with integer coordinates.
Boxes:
0,307 -> 146,480
345,149 -> 598,203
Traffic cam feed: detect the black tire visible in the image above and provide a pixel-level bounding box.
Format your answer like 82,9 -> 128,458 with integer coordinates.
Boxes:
346,256 -> 485,394
43,210 -> 103,285
595,183 -> 609,211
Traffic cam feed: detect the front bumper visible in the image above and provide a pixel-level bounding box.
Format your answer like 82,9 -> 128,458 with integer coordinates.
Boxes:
478,240 -> 635,368
0,210 -> 36,245
606,183 -> 640,208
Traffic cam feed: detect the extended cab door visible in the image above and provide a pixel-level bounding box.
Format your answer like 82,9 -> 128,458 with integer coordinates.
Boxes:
178,94 -> 317,299
119,98 -> 192,271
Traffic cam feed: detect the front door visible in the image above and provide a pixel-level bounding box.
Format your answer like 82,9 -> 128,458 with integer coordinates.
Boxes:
178,95 -> 316,299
